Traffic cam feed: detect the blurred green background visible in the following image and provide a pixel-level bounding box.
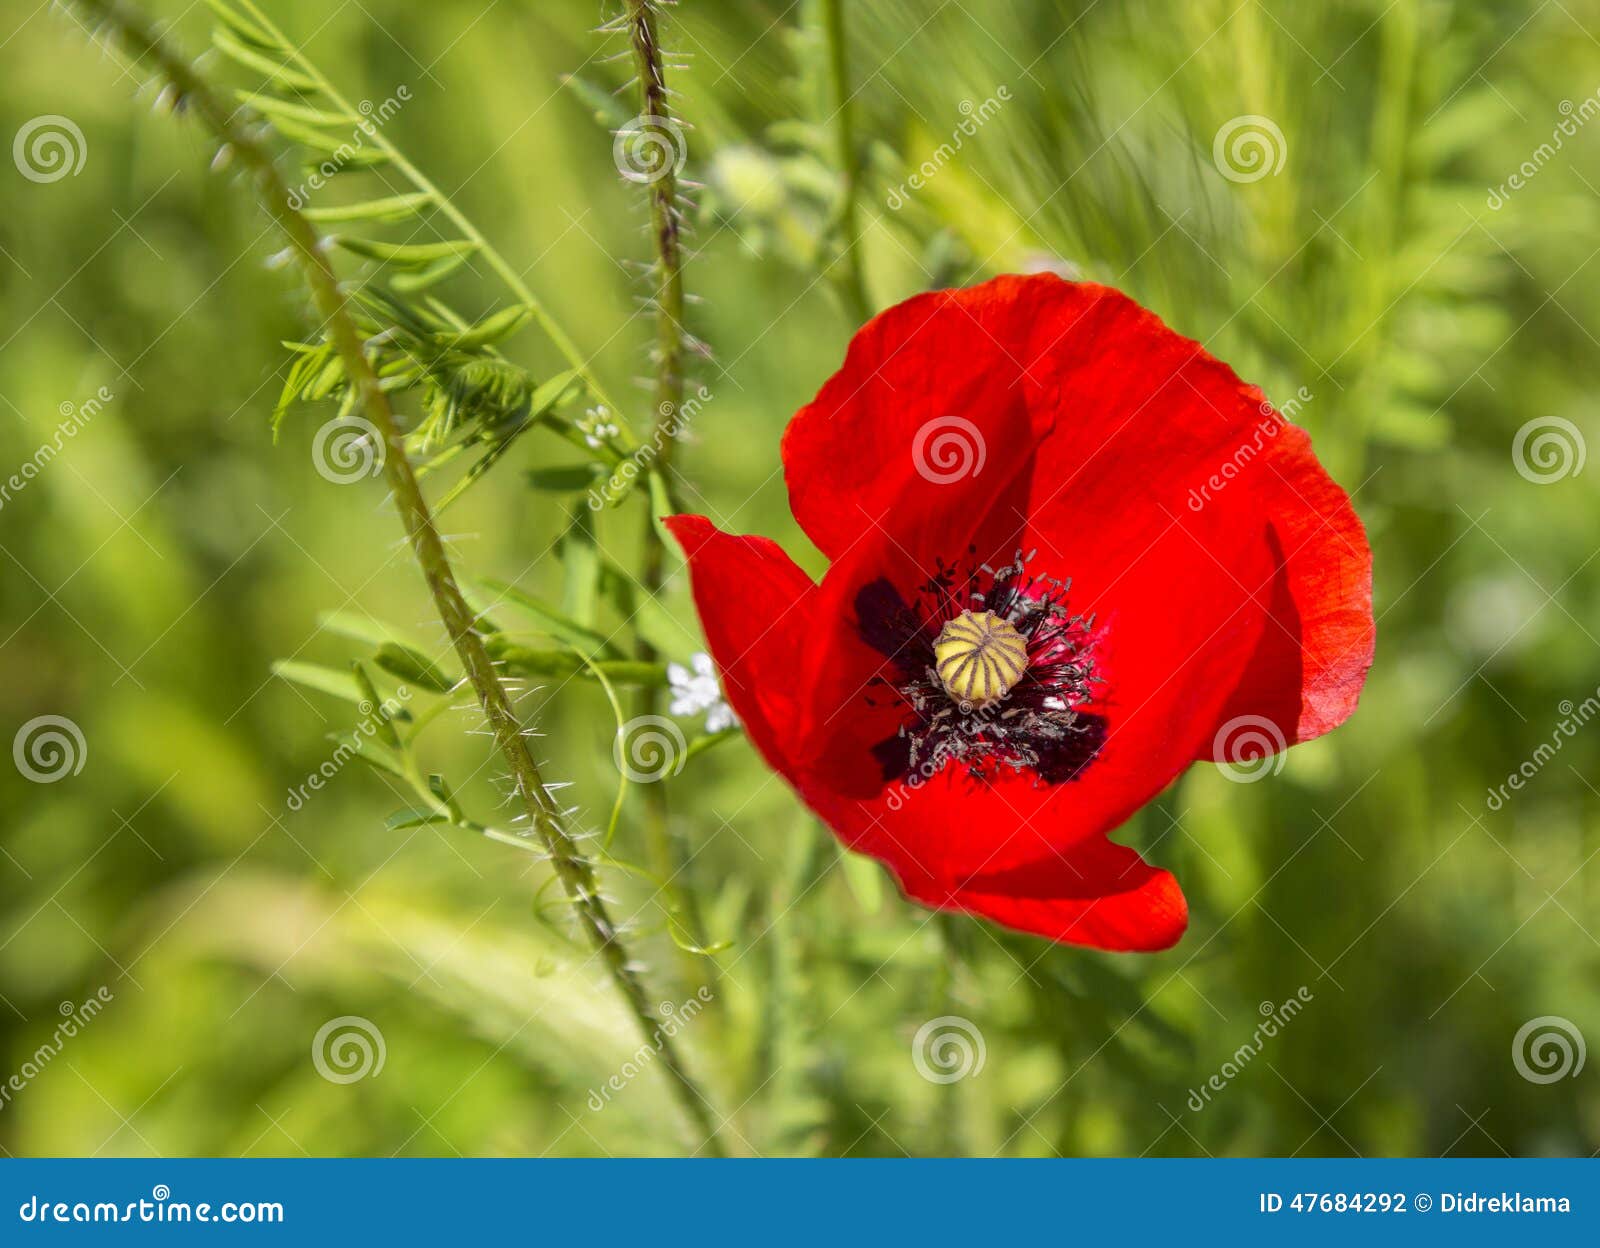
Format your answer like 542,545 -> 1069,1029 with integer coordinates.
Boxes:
3,0 -> 1599,1157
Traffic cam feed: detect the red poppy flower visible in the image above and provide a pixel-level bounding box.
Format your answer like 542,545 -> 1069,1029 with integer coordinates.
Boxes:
666,274 -> 1372,952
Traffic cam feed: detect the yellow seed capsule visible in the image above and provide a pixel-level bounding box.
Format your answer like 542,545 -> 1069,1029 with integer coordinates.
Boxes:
934,610 -> 1029,707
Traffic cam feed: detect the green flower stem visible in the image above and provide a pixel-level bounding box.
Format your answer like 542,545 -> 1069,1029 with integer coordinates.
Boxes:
624,0 -> 688,451
622,0 -> 709,959
821,0 -> 871,326
77,0 -> 726,1156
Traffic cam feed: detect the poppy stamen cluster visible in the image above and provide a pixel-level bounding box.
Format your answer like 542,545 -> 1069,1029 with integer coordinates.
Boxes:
858,546 -> 1104,788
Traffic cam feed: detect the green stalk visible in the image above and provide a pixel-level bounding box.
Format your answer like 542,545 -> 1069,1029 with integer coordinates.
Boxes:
621,0 -> 709,955
624,0 -> 688,449
623,0 -> 686,611
820,0 -> 871,325
76,0 -> 725,1156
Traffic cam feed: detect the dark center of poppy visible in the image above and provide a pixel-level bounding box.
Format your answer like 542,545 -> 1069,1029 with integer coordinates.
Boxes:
856,548 -> 1106,788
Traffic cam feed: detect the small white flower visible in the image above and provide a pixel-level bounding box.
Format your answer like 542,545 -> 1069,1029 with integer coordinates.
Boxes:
667,652 -> 739,734
580,404 -> 620,449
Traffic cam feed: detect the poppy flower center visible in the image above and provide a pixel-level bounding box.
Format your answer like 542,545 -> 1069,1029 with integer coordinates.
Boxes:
934,610 -> 1028,707
855,548 -> 1106,788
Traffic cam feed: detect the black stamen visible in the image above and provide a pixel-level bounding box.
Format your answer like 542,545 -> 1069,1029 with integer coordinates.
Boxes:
853,548 -> 1104,788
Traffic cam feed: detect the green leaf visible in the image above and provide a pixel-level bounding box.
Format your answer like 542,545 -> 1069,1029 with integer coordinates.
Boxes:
441,305 -> 533,350
212,27 -> 318,91
485,644 -> 666,688
272,660 -> 363,704
476,578 -> 622,658
385,808 -> 451,831
299,147 -> 389,174
349,739 -> 407,779
234,91 -> 348,128
373,642 -> 459,694
317,609 -> 404,648
305,352 -> 347,401
272,342 -> 331,437
681,727 -> 742,767
526,464 -> 602,492
355,287 -> 450,337
351,662 -> 402,749
304,192 -> 435,225
268,116 -> 360,155
559,507 -> 600,628
333,236 -> 479,268
527,369 -> 580,419
390,252 -> 470,292
647,469 -> 674,526
426,774 -> 466,823
206,0 -> 282,50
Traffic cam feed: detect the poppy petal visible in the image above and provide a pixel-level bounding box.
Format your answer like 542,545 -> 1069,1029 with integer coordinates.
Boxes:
662,515 -> 819,778
781,274 -> 1059,562
936,842 -> 1187,952
810,782 -> 1187,952
1197,422 -> 1374,752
